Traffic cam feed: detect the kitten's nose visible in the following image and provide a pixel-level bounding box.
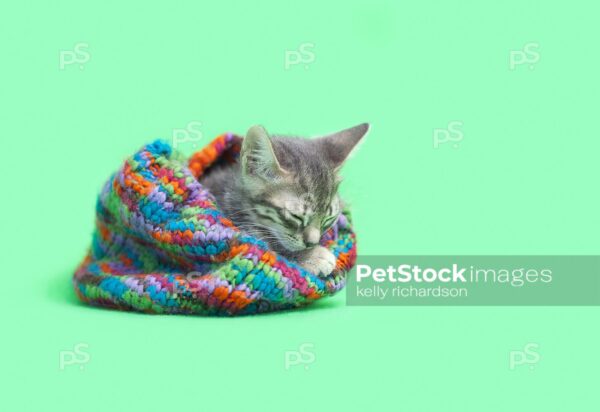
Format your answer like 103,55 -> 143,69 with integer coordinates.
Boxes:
303,227 -> 321,247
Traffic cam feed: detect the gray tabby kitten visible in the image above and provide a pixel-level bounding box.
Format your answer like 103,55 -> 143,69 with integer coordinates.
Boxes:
200,123 -> 369,276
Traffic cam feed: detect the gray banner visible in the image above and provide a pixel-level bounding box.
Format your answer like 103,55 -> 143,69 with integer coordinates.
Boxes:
346,256 -> 600,306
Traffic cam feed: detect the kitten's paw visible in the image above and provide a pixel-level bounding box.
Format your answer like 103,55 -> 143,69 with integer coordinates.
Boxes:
299,246 -> 336,277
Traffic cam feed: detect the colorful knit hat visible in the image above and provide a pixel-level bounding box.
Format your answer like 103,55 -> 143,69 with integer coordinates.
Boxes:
73,133 -> 357,315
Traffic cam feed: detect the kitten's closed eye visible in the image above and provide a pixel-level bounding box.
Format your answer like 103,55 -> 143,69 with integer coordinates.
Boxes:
281,209 -> 304,227
321,214 -> 338,229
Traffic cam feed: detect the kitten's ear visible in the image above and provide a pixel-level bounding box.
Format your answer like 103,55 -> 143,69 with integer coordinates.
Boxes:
318,123 -> 370,170
241,125 -> 287,180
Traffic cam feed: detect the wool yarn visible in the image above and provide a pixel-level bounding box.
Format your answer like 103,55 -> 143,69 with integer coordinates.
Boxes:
73,133 -> 357,315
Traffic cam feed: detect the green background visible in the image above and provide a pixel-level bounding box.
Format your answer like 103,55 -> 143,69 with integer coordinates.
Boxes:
1,1 -> 598,411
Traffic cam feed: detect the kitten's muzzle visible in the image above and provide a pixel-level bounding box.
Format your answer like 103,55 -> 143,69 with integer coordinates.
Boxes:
303,226 -> 321,247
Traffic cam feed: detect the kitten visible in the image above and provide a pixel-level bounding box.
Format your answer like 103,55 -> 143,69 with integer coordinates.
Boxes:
200,123 -> 369,276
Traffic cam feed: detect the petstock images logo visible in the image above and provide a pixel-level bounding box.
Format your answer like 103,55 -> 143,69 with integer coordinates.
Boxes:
346,256 -> 600,306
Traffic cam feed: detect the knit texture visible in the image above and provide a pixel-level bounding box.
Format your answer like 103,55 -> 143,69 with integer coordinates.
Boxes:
73,133 -> 357,315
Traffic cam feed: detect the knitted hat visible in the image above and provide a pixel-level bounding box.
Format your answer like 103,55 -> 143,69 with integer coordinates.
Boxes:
73,133 -> 357,315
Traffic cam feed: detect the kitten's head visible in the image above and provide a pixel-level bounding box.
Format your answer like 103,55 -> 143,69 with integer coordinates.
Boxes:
238,123 -> 369,253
